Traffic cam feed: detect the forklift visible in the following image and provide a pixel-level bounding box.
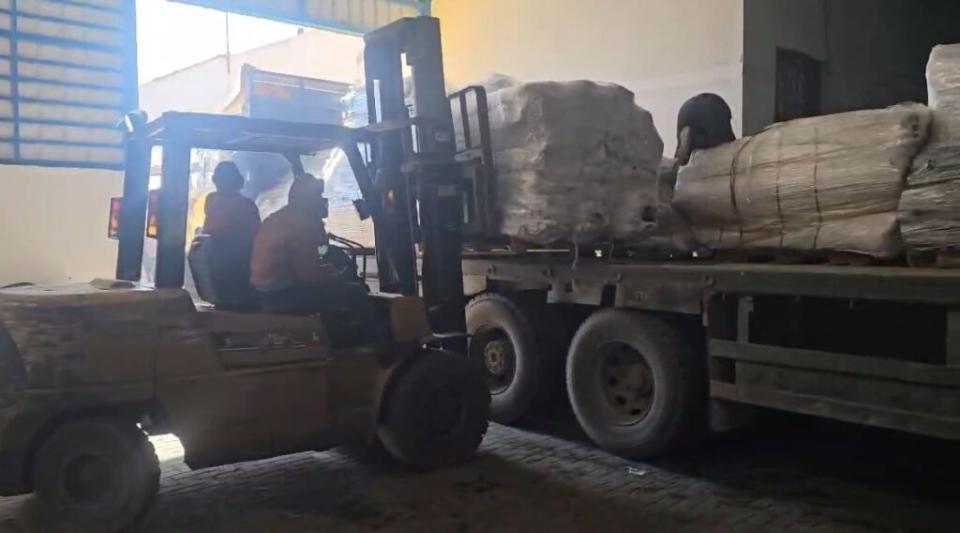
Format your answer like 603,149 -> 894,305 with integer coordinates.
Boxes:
0,17 -> 489,531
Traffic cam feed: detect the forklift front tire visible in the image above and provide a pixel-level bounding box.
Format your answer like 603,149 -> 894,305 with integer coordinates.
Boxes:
31,418 -> 160,531
378,350 -> 490,469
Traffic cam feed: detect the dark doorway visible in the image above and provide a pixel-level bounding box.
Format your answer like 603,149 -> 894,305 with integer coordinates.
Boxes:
775,48 -> 823,122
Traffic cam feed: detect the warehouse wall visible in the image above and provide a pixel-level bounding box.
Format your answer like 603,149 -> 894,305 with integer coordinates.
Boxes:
821,0 -> 960,113
0,167 -> 122,285
433,0 -> 745,155
743,0 -> 960,134
741,0 -> 826,134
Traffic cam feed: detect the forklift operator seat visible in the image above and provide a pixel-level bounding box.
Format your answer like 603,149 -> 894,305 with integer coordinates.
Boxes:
188,235 -> 259,311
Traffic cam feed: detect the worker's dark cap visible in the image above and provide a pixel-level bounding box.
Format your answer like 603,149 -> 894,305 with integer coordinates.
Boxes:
212,161 -> 244,190
677,93 -> 733,135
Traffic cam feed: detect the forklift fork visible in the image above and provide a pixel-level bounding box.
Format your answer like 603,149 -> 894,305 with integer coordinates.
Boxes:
362,17 -> 468,346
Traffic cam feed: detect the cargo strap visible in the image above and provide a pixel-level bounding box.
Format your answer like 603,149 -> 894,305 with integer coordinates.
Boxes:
811,126 -> 823,249
728,135 -> 755,247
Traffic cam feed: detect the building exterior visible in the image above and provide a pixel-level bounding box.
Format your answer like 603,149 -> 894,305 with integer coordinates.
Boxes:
140,29 -> 362,119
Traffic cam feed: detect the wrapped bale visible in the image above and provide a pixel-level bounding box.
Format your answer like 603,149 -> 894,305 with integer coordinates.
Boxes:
928,44 -> 960,140
674,105 -> 931,258
634,158 -> 697,257
477,81 -> 663,245
900,44 -> 960,252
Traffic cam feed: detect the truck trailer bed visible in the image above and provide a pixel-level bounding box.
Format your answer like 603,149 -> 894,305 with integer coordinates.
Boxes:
463,254 -> 960,307
462,253 -> 960,440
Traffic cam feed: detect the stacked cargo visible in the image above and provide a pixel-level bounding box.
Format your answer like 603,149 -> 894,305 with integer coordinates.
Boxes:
478,81 -> 663,246
672,106 -> 931,259
899,44 -> 960,255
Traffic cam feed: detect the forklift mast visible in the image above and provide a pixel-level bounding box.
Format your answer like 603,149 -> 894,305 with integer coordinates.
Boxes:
362,17 -> 467,339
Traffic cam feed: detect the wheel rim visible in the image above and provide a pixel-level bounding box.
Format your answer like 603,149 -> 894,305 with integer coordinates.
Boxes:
60,453 -> 120,508
472,329 -> 517,395
595,342 -> 655,426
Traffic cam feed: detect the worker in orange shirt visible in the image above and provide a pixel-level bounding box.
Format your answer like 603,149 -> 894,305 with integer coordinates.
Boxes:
251,175 -> 367,317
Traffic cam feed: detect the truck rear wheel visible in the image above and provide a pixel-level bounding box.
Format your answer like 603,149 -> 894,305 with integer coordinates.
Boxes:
378,350 -> 490,469
31,418 -> 160,531
567,310 -> 703,458
466,294 -> 540,424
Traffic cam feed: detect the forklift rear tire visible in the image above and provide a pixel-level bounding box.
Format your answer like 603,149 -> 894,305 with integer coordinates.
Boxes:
378,350 -> 490,469
567,310 -> 703,458
31,418 -> 160,532
466,294 -> 540,424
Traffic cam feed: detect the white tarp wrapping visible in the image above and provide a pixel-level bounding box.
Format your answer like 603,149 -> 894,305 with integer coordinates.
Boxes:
674,105 -> 931,258
928,44 -> 960,140
900,44 -> 960,252
477,81 -> 663,245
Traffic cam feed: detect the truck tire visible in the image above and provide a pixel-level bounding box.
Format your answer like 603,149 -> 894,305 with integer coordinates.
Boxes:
567,310 -> 703,458
31,418 -> 160,532
466,294 -> 540,424
378,350 -> 490,469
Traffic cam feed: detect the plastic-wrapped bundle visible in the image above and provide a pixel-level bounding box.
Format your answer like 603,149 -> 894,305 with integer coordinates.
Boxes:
480,81 -> 663,245
674,105 -> 931,258
900,44 -> 960,252
341,84 -> 370,128
928,44 -> 960,140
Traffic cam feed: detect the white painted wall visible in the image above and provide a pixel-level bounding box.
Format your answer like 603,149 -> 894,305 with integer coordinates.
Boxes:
433,0 -> 745,155
0,166 -> 122,285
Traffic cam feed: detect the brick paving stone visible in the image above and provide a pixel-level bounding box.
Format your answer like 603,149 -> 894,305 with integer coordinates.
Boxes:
0,422 -> 956,532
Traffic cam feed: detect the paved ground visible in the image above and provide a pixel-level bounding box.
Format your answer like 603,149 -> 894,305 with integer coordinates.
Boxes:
0,411 -> 956,532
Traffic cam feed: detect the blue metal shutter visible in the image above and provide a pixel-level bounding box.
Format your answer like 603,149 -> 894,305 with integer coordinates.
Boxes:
0,0 -> 137,169
173,0 -> 429,34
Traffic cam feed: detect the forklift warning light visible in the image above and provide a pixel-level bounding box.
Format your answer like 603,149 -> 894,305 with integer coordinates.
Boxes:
107,191 -> 161,240
146,191 -> 160,239
108,197 -> 122,240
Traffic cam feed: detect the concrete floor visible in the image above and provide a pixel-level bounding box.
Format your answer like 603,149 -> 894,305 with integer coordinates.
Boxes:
0,412 -> 956,533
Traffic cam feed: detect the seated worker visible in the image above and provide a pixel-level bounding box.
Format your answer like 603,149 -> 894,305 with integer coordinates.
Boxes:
250,175 -> 367,317
200,161 -> 261,302
674,93 -> 737,166
203,161 -> 261,245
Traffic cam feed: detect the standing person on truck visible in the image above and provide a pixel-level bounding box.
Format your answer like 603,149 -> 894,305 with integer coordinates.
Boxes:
250,175 -> 367,317
674,93 -> 737,165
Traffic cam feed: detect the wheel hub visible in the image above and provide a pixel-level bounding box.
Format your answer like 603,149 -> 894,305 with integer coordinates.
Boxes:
473,331 -> 516,394
484,340 -> 509,375
598,343 -> 654,426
